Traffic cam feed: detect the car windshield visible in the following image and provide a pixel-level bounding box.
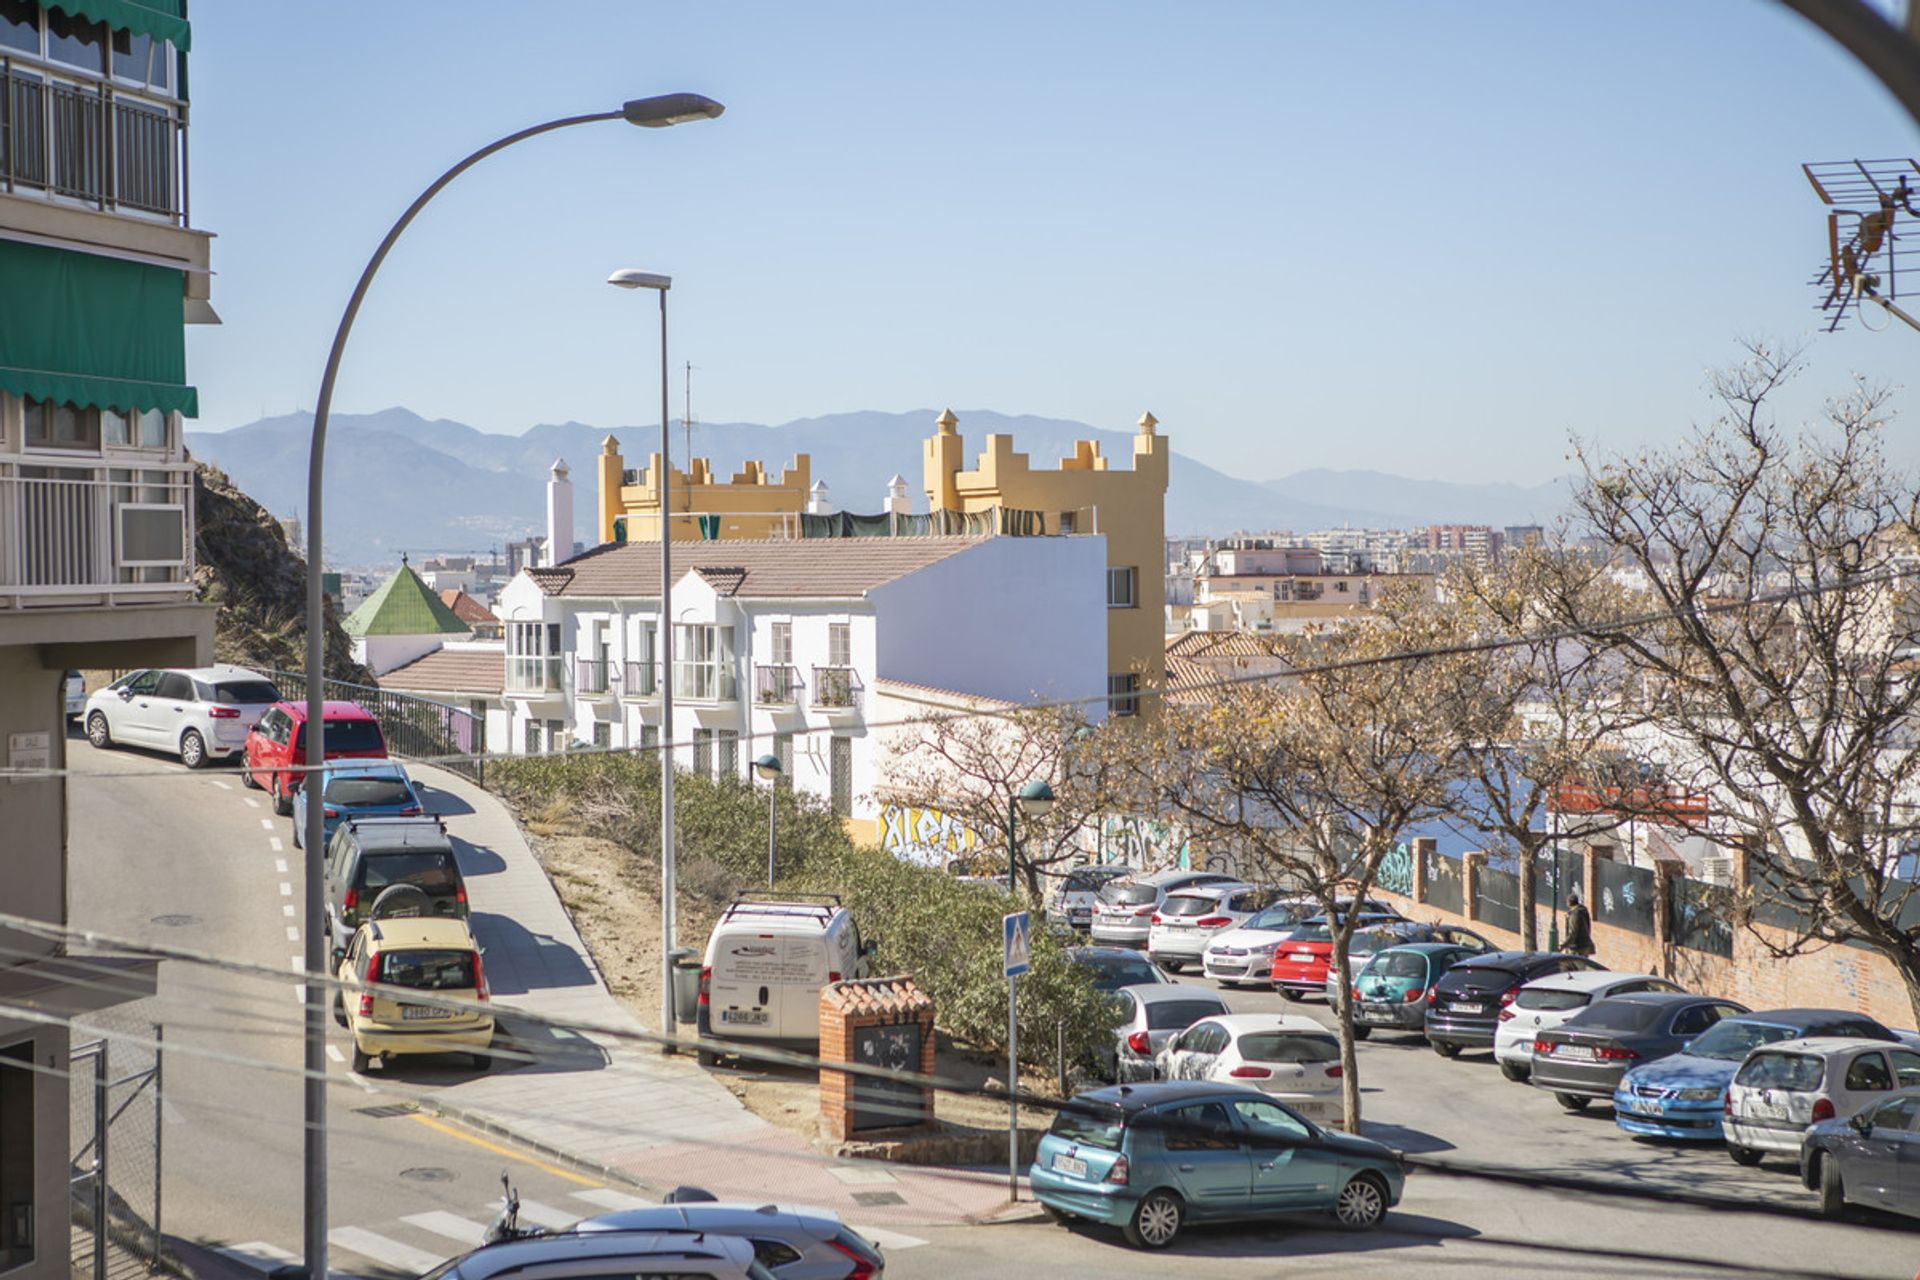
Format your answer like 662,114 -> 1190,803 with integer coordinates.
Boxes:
1367,951 -> 1429,980
1516,987 -> 1592,1012
1049,1102 -> 1125,1151
328,776 -> 412,807
1569,1000 -> 1668,1032
294,718 -> 385,754
204,679 -> 280,704
1063,869 -> 1120,892
1159,895 -> 1217,917
1287,924 -> 1334,943
1239,1031 -> 1340,1063
1687,1019 -> 1805,1062
1144,999 -> 1227,1031
1443,964 -> 1522,992
376,948 -> 474,990
1737,1052 -> 1825,1091
1077,954 -> 1160,991
360,850 -> 457,892
1245,904 -> 1306,931
1101,883 -> 1158,906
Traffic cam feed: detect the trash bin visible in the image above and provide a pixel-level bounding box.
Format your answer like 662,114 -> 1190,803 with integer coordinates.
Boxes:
669,948 -> 702,1025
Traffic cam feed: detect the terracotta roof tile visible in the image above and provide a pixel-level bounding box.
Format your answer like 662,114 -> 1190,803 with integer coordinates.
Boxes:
379,647 -> 505,696
530,538 -> 982,599
438,588 -> 499,625
820,976 -> 935,1018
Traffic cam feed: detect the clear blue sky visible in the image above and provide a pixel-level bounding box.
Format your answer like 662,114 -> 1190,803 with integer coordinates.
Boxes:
184,1 -> 1918,484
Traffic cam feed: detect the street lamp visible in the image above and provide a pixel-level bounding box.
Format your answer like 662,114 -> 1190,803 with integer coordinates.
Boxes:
1007,779 -> 1056,893
755,753 -> 783,884
607,267 -> 677,1046
298,91 -> 721,1279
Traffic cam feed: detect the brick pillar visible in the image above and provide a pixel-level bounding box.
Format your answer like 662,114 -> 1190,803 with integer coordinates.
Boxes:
1411,836 -> 1435,906
1583,839 -> 1613,915
1462,851 -> 1486,923
1653,863 -> 1678,979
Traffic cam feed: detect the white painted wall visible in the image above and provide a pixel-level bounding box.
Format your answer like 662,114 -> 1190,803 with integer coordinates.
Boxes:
357,632 -> 459,677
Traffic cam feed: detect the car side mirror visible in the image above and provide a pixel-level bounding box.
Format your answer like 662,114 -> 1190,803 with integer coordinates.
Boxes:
330,947 -> 346,969
1850,1112 -> 1874,1135
118,688 -> 133,700
860,939 -> 878,958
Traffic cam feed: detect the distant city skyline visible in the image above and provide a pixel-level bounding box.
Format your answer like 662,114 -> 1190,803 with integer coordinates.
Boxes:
185,2 -> 1919,485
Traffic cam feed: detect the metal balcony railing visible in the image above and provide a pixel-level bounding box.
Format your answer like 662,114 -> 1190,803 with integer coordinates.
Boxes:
504,655 -> 563,695
1,60 -> 186,221
575,657 -> 614,695
754,664 -> 800,706
0,464 -> 194,607
812,665 -> 861,712
622,659 -> 658,697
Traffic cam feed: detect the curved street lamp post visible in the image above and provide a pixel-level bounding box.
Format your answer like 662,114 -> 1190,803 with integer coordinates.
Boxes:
299,92 -> 722,1279
756,753 -> 784,884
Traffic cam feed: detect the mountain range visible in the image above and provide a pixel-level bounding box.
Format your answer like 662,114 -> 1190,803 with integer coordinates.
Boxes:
186,407 -> 1570,564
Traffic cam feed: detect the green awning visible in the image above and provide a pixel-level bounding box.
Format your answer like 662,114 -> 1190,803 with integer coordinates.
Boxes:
46,0 -> 191,51
0,238 -> 198,417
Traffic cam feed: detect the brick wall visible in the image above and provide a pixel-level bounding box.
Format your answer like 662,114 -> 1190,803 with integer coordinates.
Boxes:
1371,838 -> 1915,1030
819,977 -> 937,1140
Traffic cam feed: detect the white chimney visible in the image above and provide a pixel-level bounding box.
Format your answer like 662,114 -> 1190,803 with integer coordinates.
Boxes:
884,474 -> 910,515
546,458 -> 574,566
807,479 -> 835,515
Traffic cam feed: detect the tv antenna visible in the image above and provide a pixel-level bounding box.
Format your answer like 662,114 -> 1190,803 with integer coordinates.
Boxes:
682,360 -> 698,463
1804,158 -> 1920,336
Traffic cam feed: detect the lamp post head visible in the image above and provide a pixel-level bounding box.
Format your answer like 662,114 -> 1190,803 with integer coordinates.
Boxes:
622,93 -> 726,128
754,753 -> 783,780
607,269 -> 671,291
1017,779 -> 1056,818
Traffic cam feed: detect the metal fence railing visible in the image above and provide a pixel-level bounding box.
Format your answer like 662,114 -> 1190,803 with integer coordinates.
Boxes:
261,669 -> 485,785
69,1021 -> 161,1280
1595,858 -> 1658,936
0,464 -> 196,608
1423,847 -> 1463,914
1670,875 -> 1734,956
1534,847 -> 1586,909
1475,864 -> 1522,934
1,59 -> 185,220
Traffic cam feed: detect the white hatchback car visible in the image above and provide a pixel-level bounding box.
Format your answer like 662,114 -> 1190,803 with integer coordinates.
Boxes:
1156,1013 -> 1345,1124
1200,896 -> 1364,988
1493,970 -> 1682,1081
1090,869 -> 1242,948
1724,1036 -> 1920,1163
1147,882 -> 1271,973
84,666 -> 282,768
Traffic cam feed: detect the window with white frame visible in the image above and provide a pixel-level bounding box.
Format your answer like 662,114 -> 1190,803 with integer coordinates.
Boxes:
674,624 -> 736,701
1108,673 -> 1140,718
1107,566 -> 1138,609
507,621 -> 563,692
828,621 -> 851,667
770,620 -> 793,666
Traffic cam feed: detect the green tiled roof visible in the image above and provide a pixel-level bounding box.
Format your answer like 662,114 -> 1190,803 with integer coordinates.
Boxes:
342,563 -> 472,638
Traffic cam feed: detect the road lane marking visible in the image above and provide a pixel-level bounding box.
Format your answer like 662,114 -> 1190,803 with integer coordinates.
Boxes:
244,796 -> 260,808
283,905 -> 296,918
280,882 -> 293,896
407,1114 -> 601,1186
211,779 -> 233,791
270,837 -> 284,852
508,1198 -> 579,1230
276,858 -> 289,873
286,926 -> 300,942
572,1188 -> 652,1211
327,1227 -> 444,1275
292,984 -> 303,1003
852,1225 -> 929,1250
326,1044 -> 344,1063
398,1211 -> 487,1246
260,818 -> 275,830
290,956 -> 304,972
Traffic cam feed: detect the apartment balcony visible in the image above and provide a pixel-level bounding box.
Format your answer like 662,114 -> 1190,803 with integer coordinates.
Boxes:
673,660 -> 738,704
812,665 -> 862,715
754,663 -> 800,707
575,657 -> 615,699
621,659 -> 659,700
0,463 -> 194,609
504,655 -> 564,697
1,61 -> 187,223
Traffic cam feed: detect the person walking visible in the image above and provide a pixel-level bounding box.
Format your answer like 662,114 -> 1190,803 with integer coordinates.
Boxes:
1563,891 -> 1595,957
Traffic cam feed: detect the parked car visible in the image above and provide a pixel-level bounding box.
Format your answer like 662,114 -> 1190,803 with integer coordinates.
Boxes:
1029,1081 -> 1405,1248
1492,971 -> 1683,1081
1069,946 -> 1174,993
1350,943 -> 1485,1038
1090,870 -> 1242,948
292,760 -> 422,849
1147,883 -> 1271,972
323,815 -> 468,951
1201,896 -> 1389,988
1048,865 -> 1129,930
243,700 -> 388,814
698,895 -> 874,1066
1323,920 -> 1493,1009
1110,984 -> 1231,1083
1268,911 -> 1408,999
425,1228 -> 767,1280
332,910 -> 493,1073
84,665 -> 281,768
1723,1036 -> 1920,1164
1425,951 -> 1604,1057
1154,1014 -> 1343,1123
64,670 -> 84,721
1801,1085 -> 1920,1219
573,1197 -> 886,1278
1612,1008 -> 1905,1141
1529,992 -> 1749,1111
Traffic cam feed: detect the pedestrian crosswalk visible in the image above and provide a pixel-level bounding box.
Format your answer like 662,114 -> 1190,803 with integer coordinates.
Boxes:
213,1188 -> 928,1278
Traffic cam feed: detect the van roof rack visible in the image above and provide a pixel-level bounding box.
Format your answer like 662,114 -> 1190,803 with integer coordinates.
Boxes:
728,890 -> 841,905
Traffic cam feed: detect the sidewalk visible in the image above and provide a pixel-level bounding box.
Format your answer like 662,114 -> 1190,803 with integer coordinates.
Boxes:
407,764 -> 1020,1227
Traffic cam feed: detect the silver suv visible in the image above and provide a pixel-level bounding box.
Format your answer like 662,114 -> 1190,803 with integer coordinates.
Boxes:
573,1197 -> 885,1279
1089,868 -> 1241,947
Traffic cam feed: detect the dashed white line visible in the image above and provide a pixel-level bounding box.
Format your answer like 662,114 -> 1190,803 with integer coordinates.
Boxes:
289,956 -> 304,973
286,926 -> 300,942
292,983 -> 304,1003
270,837 -> 284,852
211,779 -> 233,791
259,818 -> 274,830
244,796 -> 260,809
283,904 -> 296,918
279,882 -> 293,896
325,1044 -> 345,1063
327,1227 -> 445,1275
399,1211 -> 487,1246
275,858 -> 289,874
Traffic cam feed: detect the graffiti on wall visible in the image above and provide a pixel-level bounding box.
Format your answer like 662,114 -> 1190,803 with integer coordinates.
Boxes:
1377,842 -> 1414,896
1101,814 -> 1192,871
879,803 -> 982,868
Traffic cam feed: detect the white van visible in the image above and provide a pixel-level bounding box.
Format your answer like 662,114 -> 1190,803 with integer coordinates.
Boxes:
696,894 -> 873,1065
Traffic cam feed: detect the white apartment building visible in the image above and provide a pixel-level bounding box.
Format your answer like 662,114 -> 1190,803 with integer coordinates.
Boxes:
493,534 -> 1108,828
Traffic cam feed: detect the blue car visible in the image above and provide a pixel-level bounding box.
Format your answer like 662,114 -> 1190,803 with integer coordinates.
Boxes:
1029,1081 -> 1405,1249
291,761 -> 422,849
1614,1007 -> 1901,1140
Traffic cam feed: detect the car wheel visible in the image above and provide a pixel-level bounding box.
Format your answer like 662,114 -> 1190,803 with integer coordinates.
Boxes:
1727,1142 -> 1763,1167
1158,959 -> 1183,973
1817,1154 -> 1847,1218
1555,1093 -> 1591,1112
697,1049 -> 720,1068
1333,1172 -> 1389,1230
179,729 -> 207,770
1431,1040 -> 1461,1059
1275,985 -> 1296,1001
1351,1024 -> 1372,1041
1499,1060 -> 1529,1082
350,1046 -> 372,1074
332,993 -> 347,1029
273,777 -> 293,817
1123,1190 -> 1184,1249
241,765 -> 260,790
470,1053 -> 491,1072
85,712 -> 112,750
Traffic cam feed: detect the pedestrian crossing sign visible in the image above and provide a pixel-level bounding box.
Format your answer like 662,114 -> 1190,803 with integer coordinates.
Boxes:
1004,911 -> 1031,977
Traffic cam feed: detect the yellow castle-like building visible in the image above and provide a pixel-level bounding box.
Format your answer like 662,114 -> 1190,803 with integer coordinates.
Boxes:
591,409 -> 1169,713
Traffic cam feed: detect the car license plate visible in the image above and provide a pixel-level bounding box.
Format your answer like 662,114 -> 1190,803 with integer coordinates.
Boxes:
1556,1044 -> 1596,1060
1290,952 -> 1315,962
1052,1154 -> 1088,1178
720,1009 -> 769,1026
1451,1001 -> 1484,1014
1211,961 -> 1245,973
1625,1101 -> 1664,1117
1358,1005 -> 1393,1022
1749,1100 -> 1789,1120
1071,909 -> 1090,920
401,1005 -> 451,1021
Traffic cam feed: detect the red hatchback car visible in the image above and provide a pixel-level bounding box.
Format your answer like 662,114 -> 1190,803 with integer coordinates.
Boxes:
243,701 -> 389,816
1270,911 -> 1406,998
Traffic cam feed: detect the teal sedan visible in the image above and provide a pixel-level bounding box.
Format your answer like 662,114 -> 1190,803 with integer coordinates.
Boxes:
1351,942 -> 1484,1037
1030,1081 -> 1406,1249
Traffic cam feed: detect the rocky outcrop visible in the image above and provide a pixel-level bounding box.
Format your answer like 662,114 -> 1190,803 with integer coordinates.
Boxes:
193,464 -> 370,682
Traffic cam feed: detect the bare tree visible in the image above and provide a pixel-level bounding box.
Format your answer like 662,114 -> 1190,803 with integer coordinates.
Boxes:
1546,343 -> 1920,1021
